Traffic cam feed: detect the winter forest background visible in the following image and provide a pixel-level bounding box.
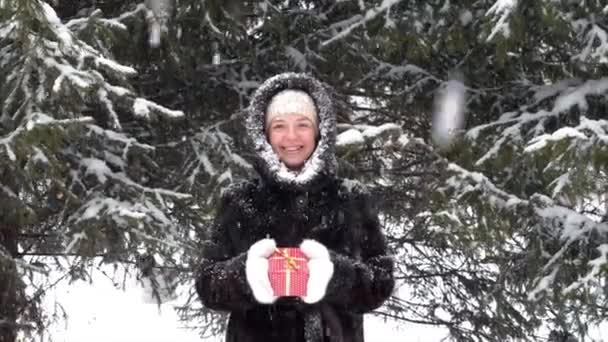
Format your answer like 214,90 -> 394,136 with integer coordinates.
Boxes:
1,0 -> 608,341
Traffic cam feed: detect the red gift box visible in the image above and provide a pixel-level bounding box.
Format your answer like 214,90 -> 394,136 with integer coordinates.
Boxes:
268,248 -> 309,297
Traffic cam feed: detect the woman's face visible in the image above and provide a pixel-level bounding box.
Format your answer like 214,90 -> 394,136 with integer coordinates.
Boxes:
267,114 -> 317,171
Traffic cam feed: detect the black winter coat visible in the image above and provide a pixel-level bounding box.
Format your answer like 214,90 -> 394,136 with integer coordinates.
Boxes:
195,73 -> 395,342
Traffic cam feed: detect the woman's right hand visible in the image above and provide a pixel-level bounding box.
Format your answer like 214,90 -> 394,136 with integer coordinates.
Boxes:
245,238 -> 278,304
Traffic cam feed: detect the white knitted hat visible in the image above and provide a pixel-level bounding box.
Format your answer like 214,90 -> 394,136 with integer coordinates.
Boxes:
265,89 -> 318,127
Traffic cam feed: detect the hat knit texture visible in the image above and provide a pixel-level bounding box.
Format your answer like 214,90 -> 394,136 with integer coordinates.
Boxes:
265,89 -> 318,127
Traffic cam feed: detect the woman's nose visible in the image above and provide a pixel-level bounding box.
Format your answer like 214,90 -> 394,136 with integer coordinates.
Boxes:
285,125 -> 298,139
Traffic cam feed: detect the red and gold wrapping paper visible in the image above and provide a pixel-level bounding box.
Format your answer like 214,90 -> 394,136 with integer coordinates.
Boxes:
268,247 -> 309,297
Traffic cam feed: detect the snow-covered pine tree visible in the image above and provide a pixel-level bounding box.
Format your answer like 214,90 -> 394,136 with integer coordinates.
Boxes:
0,1 -> 192,340
357,1 -> 607,340
1,0 -> 608,341
335,1 -> 608,340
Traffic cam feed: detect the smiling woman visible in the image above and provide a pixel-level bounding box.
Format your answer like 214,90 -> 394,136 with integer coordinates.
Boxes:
195,73 -> 396,342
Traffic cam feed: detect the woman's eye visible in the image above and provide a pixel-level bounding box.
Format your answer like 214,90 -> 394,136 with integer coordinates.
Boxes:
272,124 -> 285,130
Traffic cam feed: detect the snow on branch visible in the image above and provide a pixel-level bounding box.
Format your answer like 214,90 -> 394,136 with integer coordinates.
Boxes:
445,162 -> 525,209
115,3 -> 148,22
67,197 -> 192,254
96,56 -> 137,76
321,0 -> 405,47
336,123 -> 402,153
181,127 -> 250,194
66,9 -> 128,31
553,78 -> 608,113
40,4 -> 135,77
46,58 -> 98,93
0,113 -> 94,161
3,0 -> 179,135
527,193 -> 608,299
64,232 -> 87,254
87,124 -> 155,153
353,53 -> 438,88
41,2 -> 74,50
42,40 -> 135,94
486,0 -> 518,41
522,117 -> 607,205
133,97 -> 185,120
371,60 -> 434,81
525,117 -> 608,152
571,18 -> 608,64
443,162 -> 608,300
0,19 -> 18,38
337,129 -> 365,149
468,78 -> 608,166
78,157 -> 191,199
77,197 -> 158,223
562,243 -> 608,293
230,152 -> 253,170
65,3 -> 145,32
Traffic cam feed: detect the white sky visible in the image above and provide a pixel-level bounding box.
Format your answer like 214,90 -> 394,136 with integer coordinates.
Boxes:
44,268 -> 449,342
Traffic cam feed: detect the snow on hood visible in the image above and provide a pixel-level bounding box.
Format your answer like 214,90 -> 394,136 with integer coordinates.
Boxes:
246,72 -> 337,191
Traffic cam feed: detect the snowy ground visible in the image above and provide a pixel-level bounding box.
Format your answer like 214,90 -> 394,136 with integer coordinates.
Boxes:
44,268 -> 449,342
43,267 -> 608,342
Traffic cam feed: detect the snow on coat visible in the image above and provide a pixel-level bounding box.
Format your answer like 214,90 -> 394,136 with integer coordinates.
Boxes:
195,73 -> 395,342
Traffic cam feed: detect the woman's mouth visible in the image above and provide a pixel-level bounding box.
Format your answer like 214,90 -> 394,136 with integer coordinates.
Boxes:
283,146 -> 302,153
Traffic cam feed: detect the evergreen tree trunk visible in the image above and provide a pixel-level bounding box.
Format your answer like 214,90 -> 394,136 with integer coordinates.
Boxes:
0,225 -> 18,342
0,171 -> 22,342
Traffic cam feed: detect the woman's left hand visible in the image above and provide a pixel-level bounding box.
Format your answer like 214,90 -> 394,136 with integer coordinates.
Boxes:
299,239 -> 334,304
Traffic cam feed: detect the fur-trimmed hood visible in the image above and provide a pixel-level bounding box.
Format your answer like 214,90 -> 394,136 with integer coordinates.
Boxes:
246,73 -> 337,191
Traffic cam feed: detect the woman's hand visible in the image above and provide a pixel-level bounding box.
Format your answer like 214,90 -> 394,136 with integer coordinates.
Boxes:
246,238 -> 279,304
299,239 -> 334,304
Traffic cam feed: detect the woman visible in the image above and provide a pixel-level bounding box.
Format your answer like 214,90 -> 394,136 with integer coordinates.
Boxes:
195,72 -> 395,342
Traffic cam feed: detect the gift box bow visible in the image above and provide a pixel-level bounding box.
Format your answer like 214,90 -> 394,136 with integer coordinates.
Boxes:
276,248 -> 301,270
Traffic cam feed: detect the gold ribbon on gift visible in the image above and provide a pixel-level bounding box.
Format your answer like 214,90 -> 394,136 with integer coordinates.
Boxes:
276,248 -> 300,270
